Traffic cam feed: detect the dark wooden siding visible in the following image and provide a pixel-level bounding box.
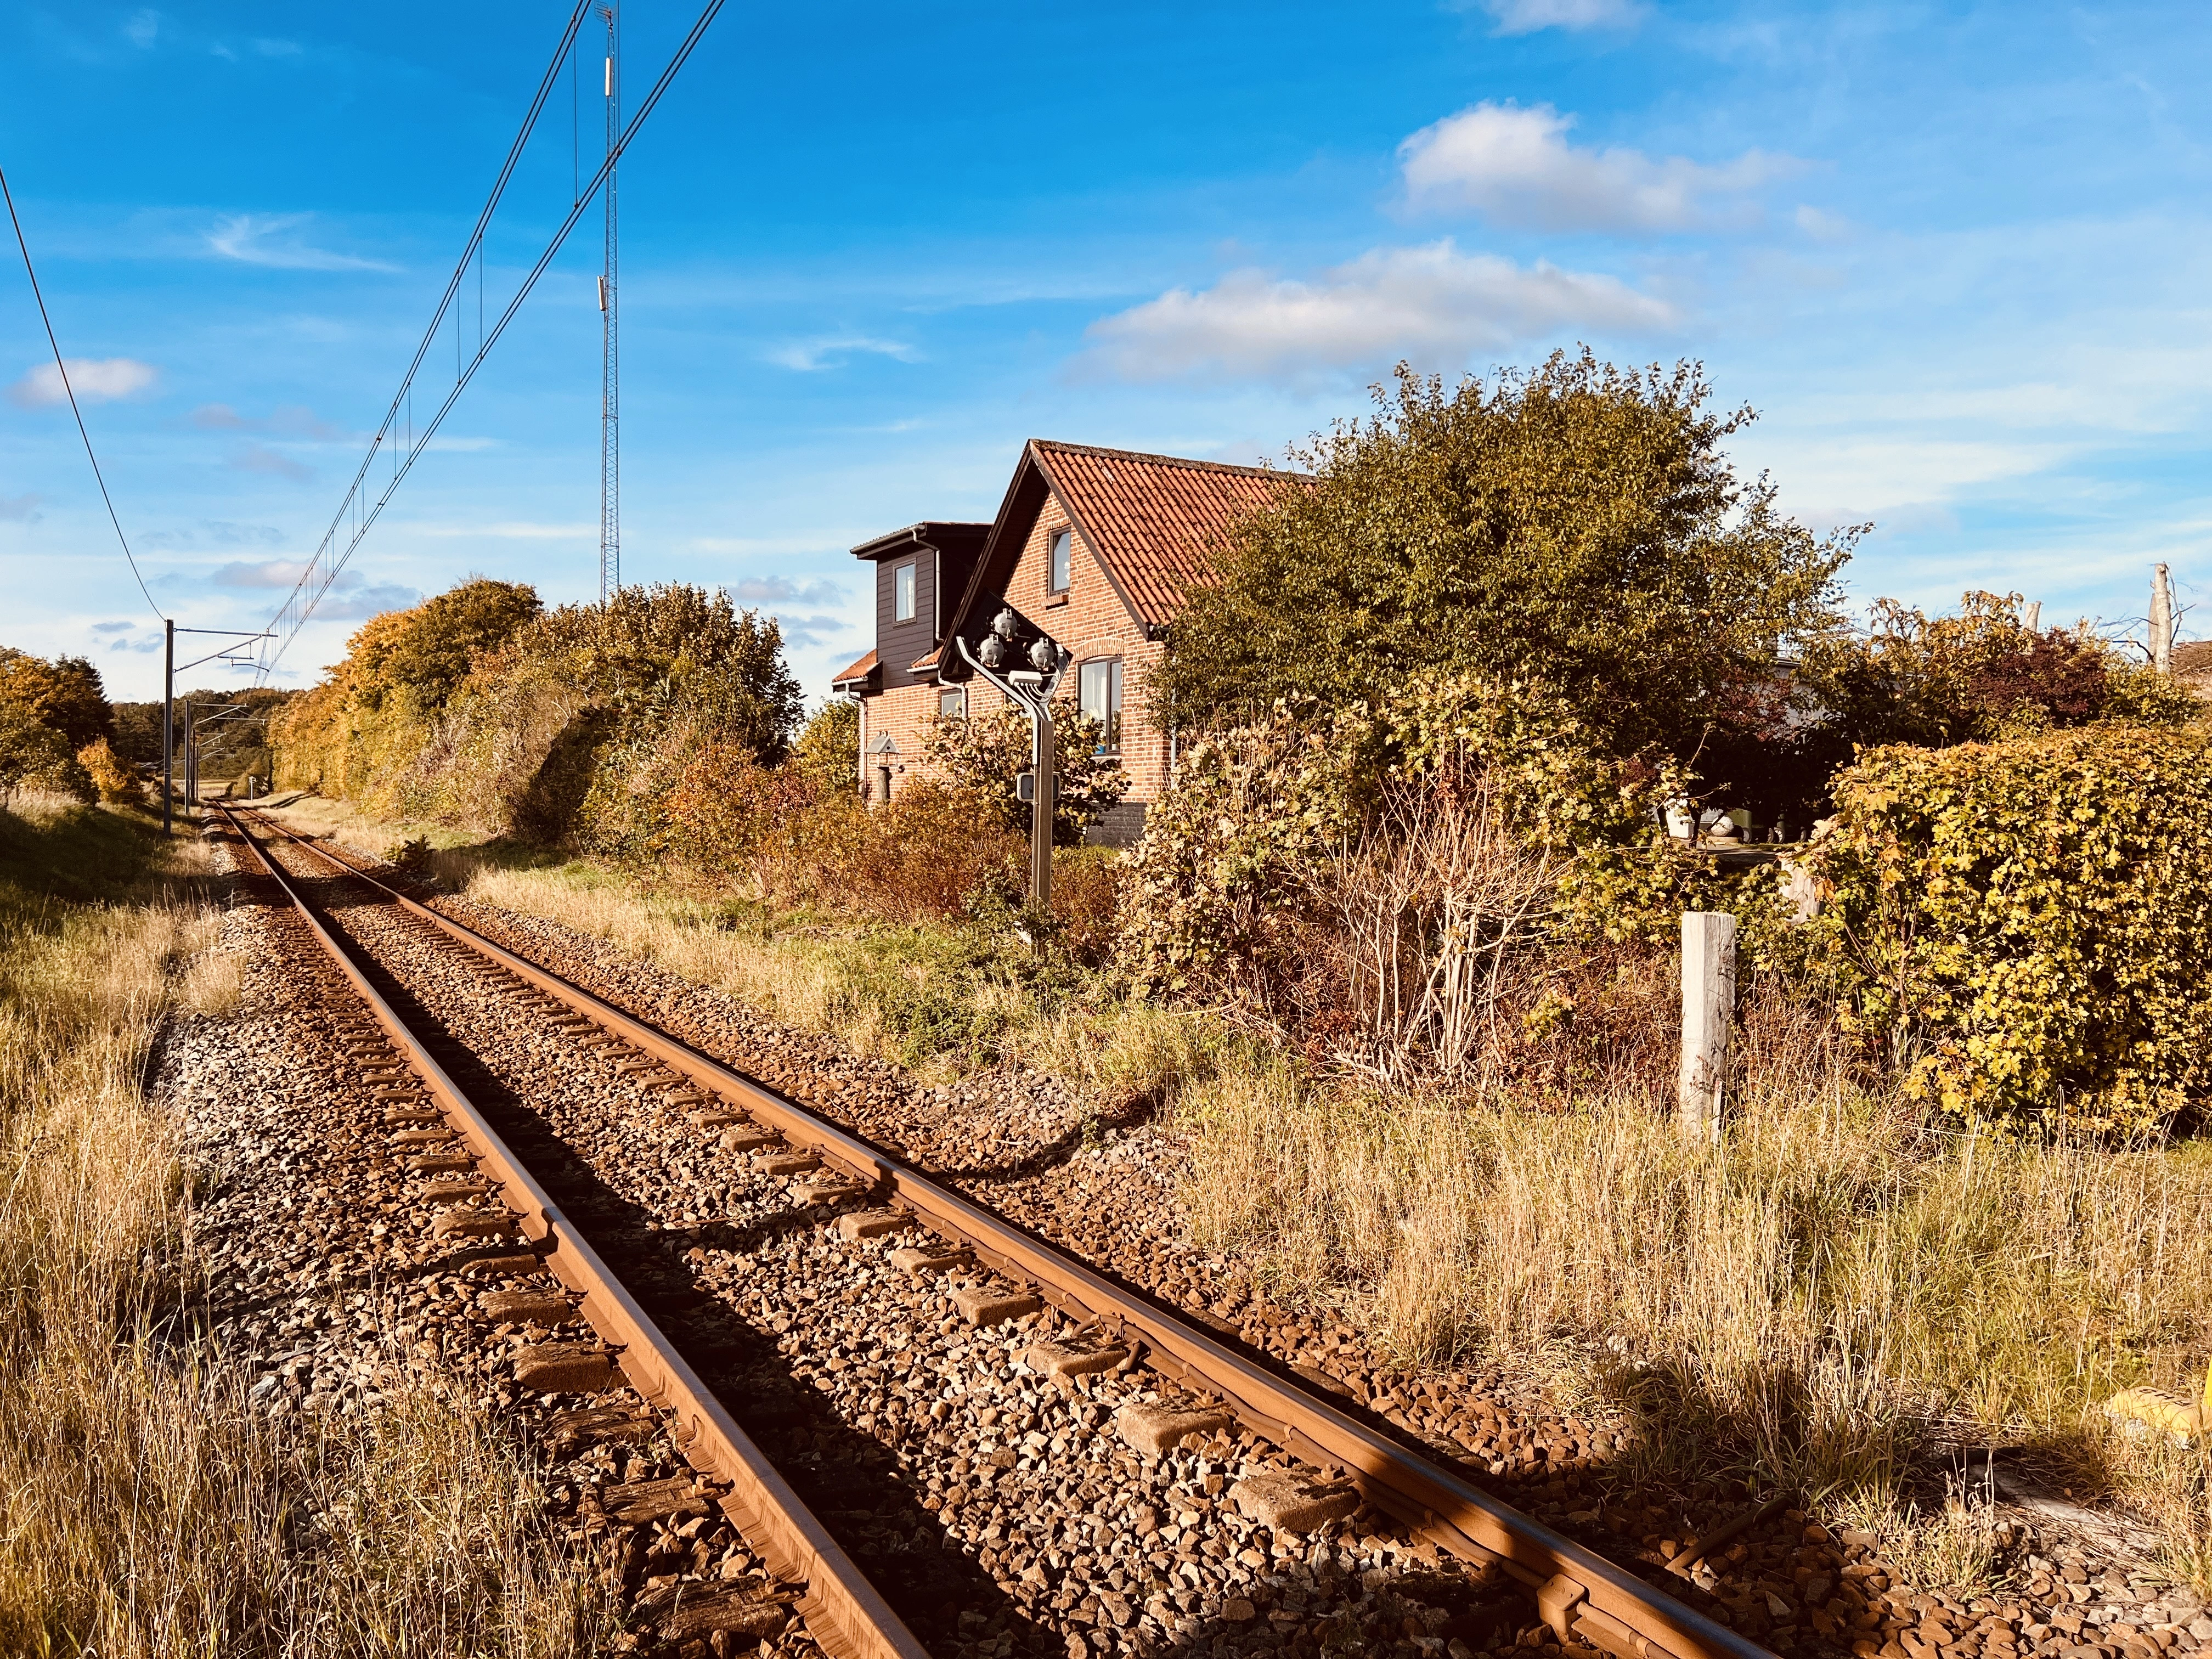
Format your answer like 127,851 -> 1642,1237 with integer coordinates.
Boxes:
875,548 -> 937,691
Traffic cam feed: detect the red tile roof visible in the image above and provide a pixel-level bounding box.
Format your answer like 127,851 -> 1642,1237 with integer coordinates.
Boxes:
830,648 -> 878,687
1029,441 -> 1303,630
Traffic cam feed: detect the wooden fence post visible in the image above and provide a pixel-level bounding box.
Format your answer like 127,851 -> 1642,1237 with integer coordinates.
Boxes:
1679,911 -> 1737,1142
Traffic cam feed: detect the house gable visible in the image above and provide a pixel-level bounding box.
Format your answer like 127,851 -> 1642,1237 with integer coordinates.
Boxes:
943,440 -> 1297,651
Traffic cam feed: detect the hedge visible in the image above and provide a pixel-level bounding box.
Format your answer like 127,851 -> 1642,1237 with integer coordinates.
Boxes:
1812,723 -> 2212,1132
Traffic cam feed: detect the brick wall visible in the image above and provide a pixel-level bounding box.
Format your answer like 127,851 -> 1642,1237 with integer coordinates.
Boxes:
855,485 -> 1169,816
1003,492 -> 1169,801
856,681 -> 955,800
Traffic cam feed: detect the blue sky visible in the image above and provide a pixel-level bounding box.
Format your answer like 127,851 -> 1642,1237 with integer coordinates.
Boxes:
4,0 -> 2210,702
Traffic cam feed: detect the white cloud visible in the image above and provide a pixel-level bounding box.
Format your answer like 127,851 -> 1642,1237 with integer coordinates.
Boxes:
228,444 -> 313,483
211,558 -> 315,589
732,576 -> 848,605
206,213 -> 397,273
1460,0 -> 1643,34
0,494 -> 41,522
123,9 -> 159,48
191,402 -> 340,438
1398,102 -> 1797,233
1082,240 -> 1675,384
7,357 -> 160,408
770,612 -> 857,649
312,582 -> 420,621
1795,205 -> 1853,242
765,336 -> 920,372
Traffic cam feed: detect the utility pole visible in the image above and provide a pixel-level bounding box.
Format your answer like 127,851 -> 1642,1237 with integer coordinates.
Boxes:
161,617 -> 174,835
599,1 -> 620,605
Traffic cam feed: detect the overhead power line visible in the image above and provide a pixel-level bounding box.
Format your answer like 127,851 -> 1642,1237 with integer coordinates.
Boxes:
0,163 -> 164,623
257,0 -> 730,682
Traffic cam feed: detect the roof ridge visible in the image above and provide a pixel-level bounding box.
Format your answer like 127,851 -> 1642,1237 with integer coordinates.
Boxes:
1029,438 -> 1300,480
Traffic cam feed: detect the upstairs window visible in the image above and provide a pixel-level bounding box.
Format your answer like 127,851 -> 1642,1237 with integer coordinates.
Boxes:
938,685 -> 966,719
893,561 -> 916,622
1048,528 -> 1072,593
1079,658 -> 1122,754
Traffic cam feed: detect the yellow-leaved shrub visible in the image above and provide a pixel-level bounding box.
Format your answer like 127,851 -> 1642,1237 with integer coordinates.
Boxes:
1811,723 -> 2212,1132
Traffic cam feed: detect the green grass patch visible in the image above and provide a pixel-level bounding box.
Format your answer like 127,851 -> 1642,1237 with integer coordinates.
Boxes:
0,798 -> 171,908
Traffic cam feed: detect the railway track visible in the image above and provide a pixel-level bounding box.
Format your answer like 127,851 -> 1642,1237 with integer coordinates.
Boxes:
216,803 -> 1775,1659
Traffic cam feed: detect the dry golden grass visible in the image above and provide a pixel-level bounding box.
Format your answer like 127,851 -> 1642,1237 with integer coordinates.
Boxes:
1178,988 -> 2212,1581
0,799 -> 611,1655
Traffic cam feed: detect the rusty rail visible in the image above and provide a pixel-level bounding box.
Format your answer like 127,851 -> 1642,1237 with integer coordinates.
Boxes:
234,807 -> 1774,1659
218,809 -> 930,1659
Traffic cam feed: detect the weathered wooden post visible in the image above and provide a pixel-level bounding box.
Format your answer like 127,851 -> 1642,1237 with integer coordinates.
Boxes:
1678,911 -> 1737,1142
2152,563 -> 2175,673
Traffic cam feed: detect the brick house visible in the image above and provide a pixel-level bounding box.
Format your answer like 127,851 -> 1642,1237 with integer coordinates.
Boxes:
832,439 -> 1294,845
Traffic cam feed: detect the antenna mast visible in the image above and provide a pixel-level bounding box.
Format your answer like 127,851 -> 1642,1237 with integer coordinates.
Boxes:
599,1 -> 620,604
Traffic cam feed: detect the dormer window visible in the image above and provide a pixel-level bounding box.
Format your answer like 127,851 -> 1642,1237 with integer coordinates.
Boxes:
894,561 -> 916,622
1048,529 -> 1072,594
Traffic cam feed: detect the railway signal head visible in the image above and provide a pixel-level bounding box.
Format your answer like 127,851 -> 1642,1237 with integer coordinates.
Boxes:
950,592 -> 1067,698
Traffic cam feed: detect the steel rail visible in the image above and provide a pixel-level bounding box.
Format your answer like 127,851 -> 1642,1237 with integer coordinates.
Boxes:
236,808 -> 1773,1659
217,809 -> 929,1659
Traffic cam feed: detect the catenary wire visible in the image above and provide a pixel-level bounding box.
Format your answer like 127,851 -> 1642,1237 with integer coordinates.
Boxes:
0,162 -> 163,623
257,0 -> 730,682
256,0 -> 598,676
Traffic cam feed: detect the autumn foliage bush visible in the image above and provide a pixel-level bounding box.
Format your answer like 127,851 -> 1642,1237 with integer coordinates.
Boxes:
1116,673 -> 1753,1090
1809,723 -> 2212,1133
75,739 -> 143,806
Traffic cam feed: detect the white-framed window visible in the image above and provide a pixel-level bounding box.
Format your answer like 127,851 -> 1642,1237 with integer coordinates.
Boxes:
1048,528 -> 1072,592
894,561 -> 917,622
938,685 -> 966,719
1079,658 -> 1122,754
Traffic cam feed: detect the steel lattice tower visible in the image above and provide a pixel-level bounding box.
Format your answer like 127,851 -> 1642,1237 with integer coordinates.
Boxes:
599,2 -> 619,605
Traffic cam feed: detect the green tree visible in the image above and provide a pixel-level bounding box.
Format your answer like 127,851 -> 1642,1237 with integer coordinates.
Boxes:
507,583 -> 804,763
1155,351 -> 1854,765
351,578 -> 541,710
0,650 -> 112,751
0,697 -> 93,805
109,700 -> 162,765
790,700 -> 860,799
922,698 -> 1128,844
1799,591 -> 2196,751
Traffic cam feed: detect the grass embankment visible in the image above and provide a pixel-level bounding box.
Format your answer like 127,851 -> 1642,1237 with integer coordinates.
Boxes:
0,794 -> 607,1657
270,798 -> 2212,1590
